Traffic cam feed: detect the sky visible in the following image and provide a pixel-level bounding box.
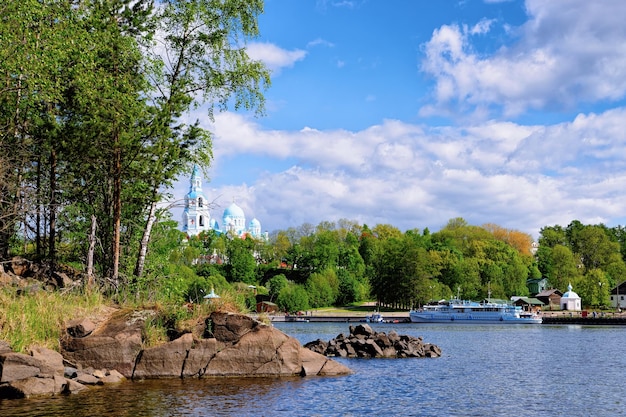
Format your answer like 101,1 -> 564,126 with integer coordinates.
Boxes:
169,0 -> 626,240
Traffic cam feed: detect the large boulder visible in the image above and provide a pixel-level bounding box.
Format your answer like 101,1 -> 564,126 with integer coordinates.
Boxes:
0,348 -> 76,399
61,309 -> 151,378
61,310 -> 351,380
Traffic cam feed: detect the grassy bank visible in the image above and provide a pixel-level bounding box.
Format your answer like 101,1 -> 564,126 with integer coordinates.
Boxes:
0,289 -> 108,352
0,286 -> 251,353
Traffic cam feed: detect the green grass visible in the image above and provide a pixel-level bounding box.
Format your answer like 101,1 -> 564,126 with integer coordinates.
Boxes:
311,303 -> 409,315
0,288 -> 107,353
0,285 -> 249,352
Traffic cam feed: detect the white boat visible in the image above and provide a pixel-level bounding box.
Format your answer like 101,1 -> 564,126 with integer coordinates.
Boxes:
366,312 -> 384,323
409,299 -> 542,324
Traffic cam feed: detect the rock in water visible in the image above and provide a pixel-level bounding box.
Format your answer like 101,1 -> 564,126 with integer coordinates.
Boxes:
304,324 -> 441,358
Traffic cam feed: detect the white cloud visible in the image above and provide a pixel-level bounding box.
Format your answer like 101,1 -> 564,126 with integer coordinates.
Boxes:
307,38 -> 335,48
421,0 -> 626,117
245,42 -> 307,75
170,106 -> 626,239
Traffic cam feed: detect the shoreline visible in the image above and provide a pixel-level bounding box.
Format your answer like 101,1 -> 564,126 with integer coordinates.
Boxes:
260,310 -> 626,325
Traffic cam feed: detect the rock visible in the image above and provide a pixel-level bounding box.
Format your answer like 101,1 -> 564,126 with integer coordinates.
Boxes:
9,257 -> 31,277
75,372 -> 101,385
0,341 -> 12,355
351,324 -> 374,337
100,369 -> 125,384
133,333 -> 194,379
0,352 -> 42,383
64,378 -> 88,394
2,310 -> 353,400
0,375 -> 68,399
60,310 -> 351,381
64,367 -> 78,379
52,271 -> 74,288
65,318 -> 96,338
61,310 -> 149,378
92,369 -> 107,379
204,322 -> 300,376
305,327 -> 441,359
208,312 -> 258,342
182,338 -> 219,378
29,346 -> 65,377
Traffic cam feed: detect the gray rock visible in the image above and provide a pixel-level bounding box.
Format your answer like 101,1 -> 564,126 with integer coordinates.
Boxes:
305,326 -> 441,359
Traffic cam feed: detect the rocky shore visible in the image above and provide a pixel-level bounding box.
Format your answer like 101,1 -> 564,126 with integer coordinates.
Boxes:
304,323 -> 442,358
0,310 -> 352,399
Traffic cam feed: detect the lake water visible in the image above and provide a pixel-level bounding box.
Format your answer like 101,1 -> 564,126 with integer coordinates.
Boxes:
2,322 -> 625,416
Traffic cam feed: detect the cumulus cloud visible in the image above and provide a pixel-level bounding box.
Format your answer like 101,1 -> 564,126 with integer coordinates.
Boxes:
170,106 -> 626,238
420,0 -> 626,118
245,42 -> 307,75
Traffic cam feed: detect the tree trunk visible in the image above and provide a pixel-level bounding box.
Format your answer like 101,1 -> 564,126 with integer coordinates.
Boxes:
49,148 -> 57,275
133,200 -> 157,278
86,214 -> 97,287
111,131 -> 121,287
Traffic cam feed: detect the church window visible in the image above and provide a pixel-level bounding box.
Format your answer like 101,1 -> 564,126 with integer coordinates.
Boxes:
198,197 -> 203,207
199,216 -> 204,226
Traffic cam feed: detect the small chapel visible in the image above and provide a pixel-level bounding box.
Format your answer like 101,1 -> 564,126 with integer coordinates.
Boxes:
181,166 -> 267,240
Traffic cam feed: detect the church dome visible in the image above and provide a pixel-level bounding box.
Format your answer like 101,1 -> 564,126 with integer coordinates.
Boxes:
562,283 -> 580,299
223,203 -> 245,219
249,218 -> 261,227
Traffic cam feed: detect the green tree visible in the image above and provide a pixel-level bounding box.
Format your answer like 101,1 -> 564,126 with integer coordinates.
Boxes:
268,274 -> 288,301
548,245 -> 581,292
306,269 -> 339,308
276,282 -> 309,313
577,269 -> 610,308
225,237 -> 257,284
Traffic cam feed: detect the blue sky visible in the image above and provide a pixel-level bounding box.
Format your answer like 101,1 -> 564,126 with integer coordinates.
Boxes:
171,0 -> 626,239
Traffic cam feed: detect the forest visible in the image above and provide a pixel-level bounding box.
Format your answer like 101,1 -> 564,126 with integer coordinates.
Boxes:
179,217 -> 626,312
2,1 -> 626,315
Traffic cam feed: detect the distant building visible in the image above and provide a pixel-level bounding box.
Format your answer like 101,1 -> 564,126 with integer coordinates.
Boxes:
536,289 -> 563,310
560,283 -> 581,311
527,278 -> 548,296
182,166 -> 268,240
512,297 -> 544,312
610,281 -> 626,310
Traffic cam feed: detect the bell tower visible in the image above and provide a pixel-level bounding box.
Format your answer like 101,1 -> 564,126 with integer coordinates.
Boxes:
182,165 -> 211,236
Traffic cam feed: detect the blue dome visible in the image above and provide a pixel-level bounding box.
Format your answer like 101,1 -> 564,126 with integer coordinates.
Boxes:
223,203 -> 245,219
249,218 -> 261,227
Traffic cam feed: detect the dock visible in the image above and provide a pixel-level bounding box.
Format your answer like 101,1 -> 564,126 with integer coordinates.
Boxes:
265,312 -> 410,323
541,315 -> 626,325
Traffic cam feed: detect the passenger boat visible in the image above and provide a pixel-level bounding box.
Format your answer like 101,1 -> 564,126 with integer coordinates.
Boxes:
409,299 -> 542,324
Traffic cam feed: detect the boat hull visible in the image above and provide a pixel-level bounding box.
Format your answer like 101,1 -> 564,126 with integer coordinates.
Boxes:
409,312 -> 542,324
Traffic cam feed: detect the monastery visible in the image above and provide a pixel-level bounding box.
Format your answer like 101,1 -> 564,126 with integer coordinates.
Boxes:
181,166 -> 267,240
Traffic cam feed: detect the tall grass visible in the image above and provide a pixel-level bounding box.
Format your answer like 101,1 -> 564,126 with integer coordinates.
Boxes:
0,288 -> 107,353
0,284 -> 250,353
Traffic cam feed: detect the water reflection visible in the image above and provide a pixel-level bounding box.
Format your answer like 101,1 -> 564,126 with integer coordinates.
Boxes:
3,323 -> 626,416
1,377 -> 306,417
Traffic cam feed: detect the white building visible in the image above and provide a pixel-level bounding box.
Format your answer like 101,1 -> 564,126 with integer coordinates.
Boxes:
610,282 -> 626,310
560,283 -> 582,311
182,166 -> 267,240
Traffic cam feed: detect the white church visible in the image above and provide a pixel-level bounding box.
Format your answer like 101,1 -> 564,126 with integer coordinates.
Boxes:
181,166 -> 267,240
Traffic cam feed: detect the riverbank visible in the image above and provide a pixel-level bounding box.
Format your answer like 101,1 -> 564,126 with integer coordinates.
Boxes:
262,309 -> 626,325
541,310 -> 626,325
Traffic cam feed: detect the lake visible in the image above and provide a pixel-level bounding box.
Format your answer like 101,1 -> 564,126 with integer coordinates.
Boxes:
2,322 -> 625,416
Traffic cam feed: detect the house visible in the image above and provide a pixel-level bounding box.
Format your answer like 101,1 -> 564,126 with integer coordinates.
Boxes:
526,278 -> 548,296
256,301 -> 278,313
610,281 -> 626,310
255,294 -> 279,313
512,297 -> 544,312
535,289 -> 563,310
